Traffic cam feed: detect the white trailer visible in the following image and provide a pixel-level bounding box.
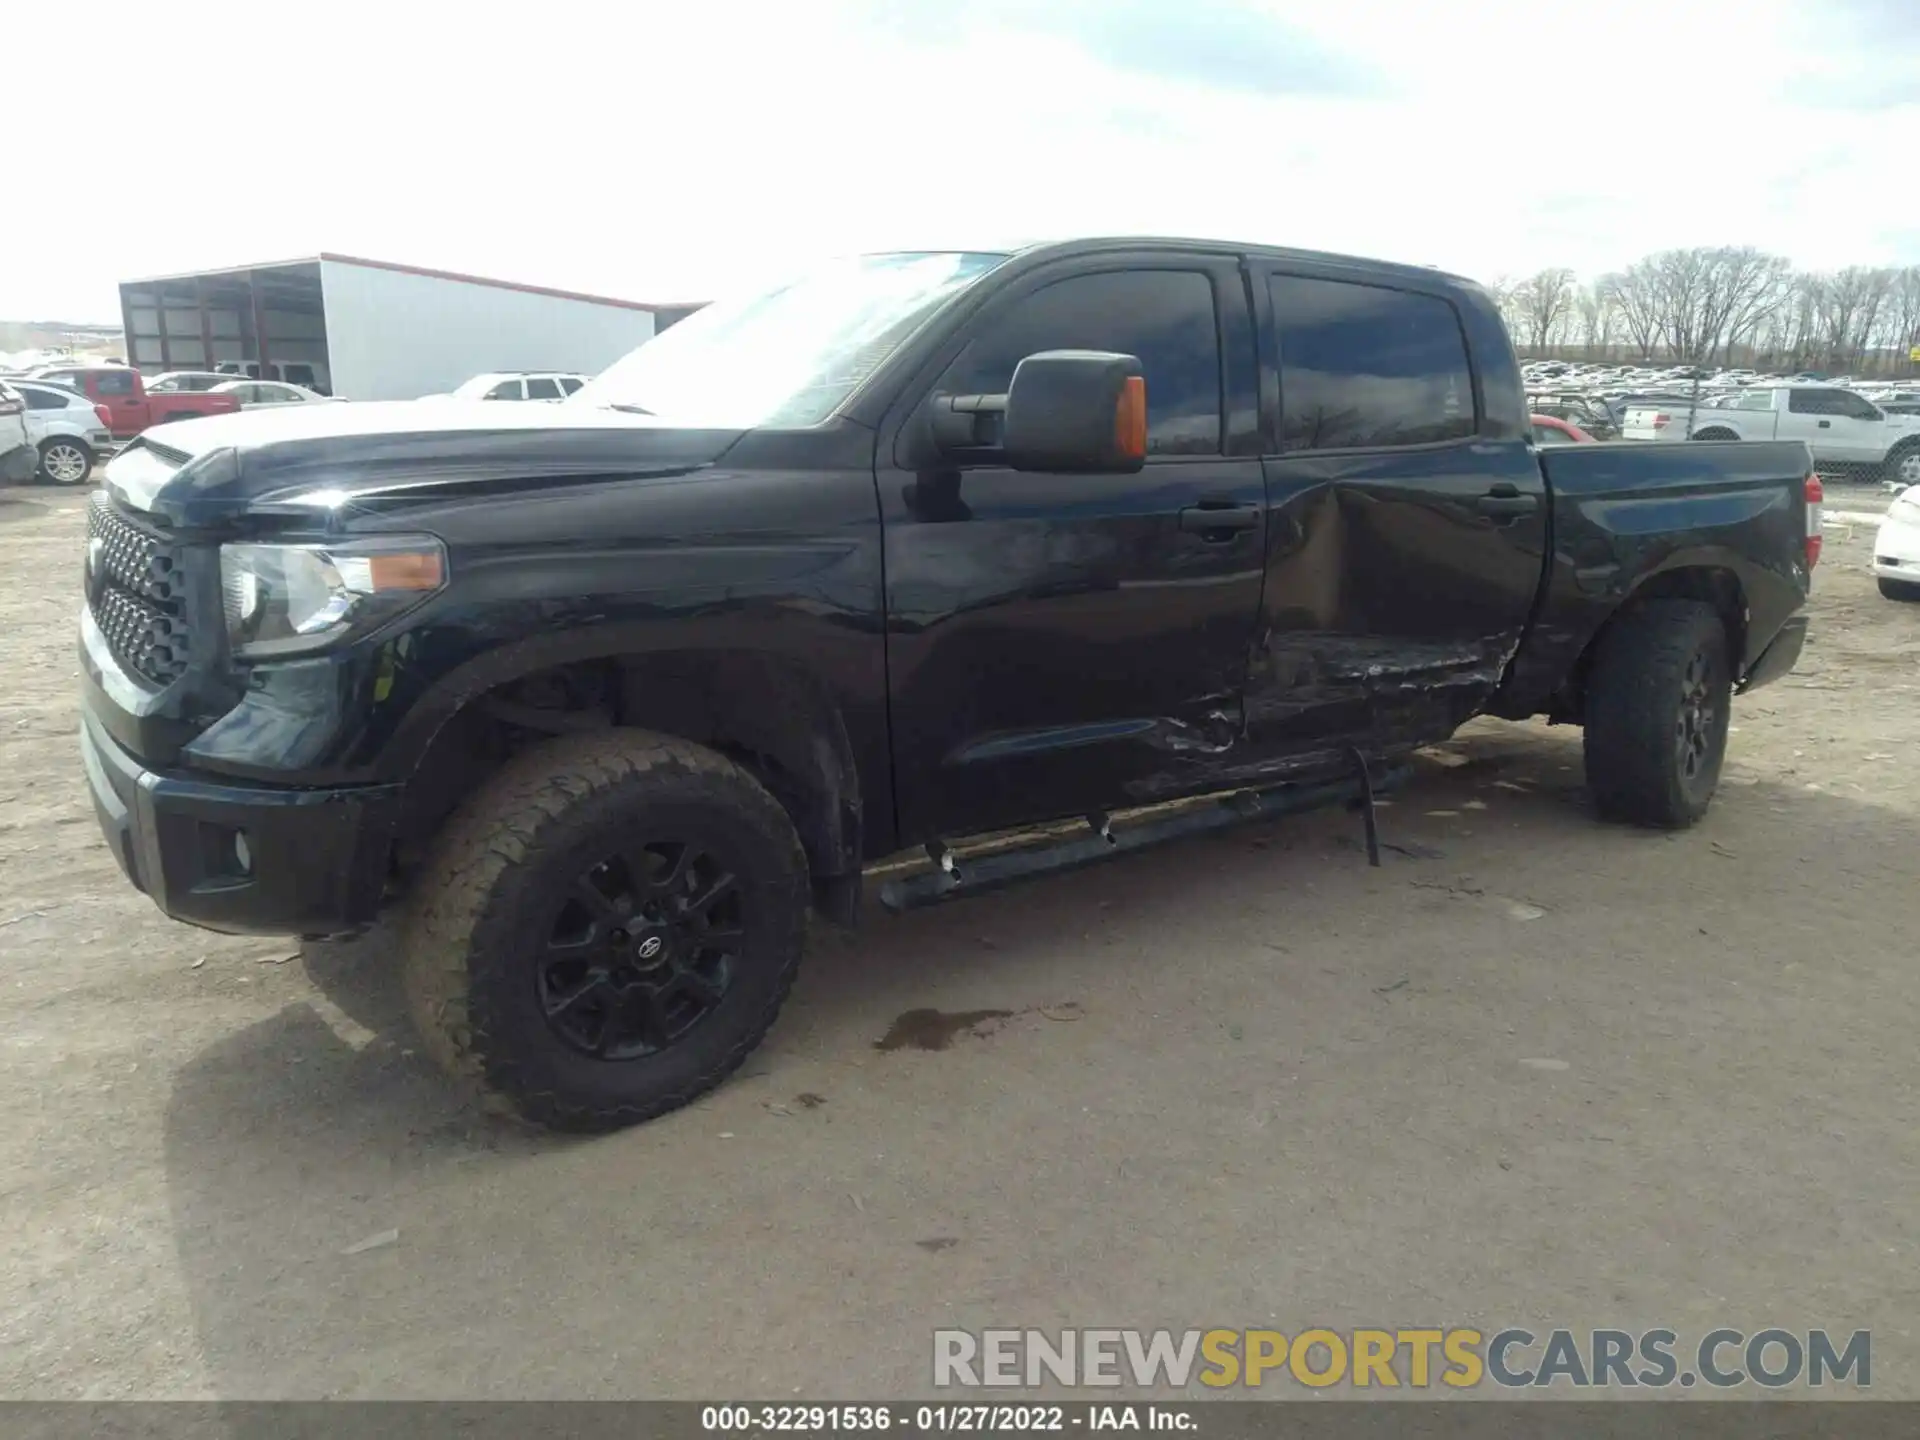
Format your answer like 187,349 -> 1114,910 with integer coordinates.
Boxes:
116,254 -> 703,401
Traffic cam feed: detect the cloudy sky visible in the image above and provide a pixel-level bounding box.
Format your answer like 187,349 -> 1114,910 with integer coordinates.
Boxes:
8,0 -> 1915,322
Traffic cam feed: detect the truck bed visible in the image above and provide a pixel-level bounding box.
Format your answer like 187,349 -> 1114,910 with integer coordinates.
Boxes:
1493,439 -> 1816,717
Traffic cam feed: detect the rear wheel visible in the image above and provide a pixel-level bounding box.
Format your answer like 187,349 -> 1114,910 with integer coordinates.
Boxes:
1691,427 -> 1737,441
35,437 -> 92,485
1880,577 -> 1920,602
403,730 -> 809,1132
1582,600 -> 1731,829
1884,443 -> 1920,491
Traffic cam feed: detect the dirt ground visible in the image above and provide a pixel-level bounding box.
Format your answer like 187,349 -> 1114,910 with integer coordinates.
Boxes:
1,481 -> 1916,1401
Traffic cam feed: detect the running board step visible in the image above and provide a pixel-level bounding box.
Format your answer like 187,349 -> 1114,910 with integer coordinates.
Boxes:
876,765 -> 1410,914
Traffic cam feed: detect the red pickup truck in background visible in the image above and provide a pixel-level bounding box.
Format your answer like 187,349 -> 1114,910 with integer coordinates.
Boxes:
28,365 -> 239,442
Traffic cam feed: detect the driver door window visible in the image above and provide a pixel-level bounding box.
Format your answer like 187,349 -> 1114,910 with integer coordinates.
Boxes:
935,270 -> 1223,456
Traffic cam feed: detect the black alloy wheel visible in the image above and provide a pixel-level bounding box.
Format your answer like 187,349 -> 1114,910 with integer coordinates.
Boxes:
536,841 -> 744,1060
1674,647 -> 1719,788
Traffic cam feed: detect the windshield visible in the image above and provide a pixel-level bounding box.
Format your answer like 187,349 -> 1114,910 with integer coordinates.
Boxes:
571,251 -> 1008,429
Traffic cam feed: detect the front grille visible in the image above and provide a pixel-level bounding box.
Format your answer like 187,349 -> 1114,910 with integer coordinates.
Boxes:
87,495 -> 193,685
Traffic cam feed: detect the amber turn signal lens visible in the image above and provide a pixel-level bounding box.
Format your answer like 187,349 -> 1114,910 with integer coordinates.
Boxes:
1113,376 -> 1147,461
366,551 -> 446,591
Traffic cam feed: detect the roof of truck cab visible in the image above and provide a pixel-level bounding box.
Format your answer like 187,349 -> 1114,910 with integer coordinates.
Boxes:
1004,236 -> 1481,289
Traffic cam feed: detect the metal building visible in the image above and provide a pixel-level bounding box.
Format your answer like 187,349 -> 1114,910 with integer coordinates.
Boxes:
116,254 -> 704,400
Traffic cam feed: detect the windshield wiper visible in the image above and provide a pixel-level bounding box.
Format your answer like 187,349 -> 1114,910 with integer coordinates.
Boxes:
602,402 -> 655,416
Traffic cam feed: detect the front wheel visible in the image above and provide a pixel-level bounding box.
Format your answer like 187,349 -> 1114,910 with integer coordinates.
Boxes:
403,730 -> 809,1132
1582,600 -> 1731,829
36,437 -> 93,486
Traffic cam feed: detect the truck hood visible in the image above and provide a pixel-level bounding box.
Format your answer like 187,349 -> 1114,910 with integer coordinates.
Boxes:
104,401 -> 748,527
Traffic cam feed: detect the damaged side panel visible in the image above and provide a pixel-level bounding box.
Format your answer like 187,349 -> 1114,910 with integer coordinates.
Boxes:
1227,444 -> 1548,782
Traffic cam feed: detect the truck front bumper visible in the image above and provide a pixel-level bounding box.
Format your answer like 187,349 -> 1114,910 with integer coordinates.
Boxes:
81,710 -> 401,937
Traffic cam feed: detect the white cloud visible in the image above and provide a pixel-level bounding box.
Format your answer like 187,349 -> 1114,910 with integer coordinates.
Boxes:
4,0 -> 1914,323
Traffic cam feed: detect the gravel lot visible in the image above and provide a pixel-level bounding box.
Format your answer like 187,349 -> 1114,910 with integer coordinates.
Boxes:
1,482 -> 1916,1400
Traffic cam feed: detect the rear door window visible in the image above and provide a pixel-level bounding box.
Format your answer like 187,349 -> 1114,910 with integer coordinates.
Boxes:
525,377 -> 563,400
93,370 -> 137,397
1267,275 -> 1476,451
1789,388 -> 1845,415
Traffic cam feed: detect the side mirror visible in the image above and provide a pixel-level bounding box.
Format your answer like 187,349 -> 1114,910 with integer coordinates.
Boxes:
1004,350 -> 1146,474
927,350 -> 1146,474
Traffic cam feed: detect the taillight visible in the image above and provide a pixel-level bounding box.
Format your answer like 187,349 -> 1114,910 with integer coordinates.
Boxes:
94,404 -> 111,427
1804,472 -> 1823,569
1651,412 -> 1670,430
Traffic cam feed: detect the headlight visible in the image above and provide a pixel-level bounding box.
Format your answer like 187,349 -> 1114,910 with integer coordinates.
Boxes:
220,536 -> 446,658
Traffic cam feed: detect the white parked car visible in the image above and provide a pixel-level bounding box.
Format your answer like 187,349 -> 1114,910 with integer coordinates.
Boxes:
0,380 -> 35,485
439,371 -> 589,402
1873,485 -> 1920,601
207,379 -> 340,411
148,371 -> 244,395
14,379 -> 114,485
1624,384 -> 1920,485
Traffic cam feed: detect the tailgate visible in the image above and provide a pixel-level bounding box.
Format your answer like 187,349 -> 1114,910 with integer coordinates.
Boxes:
1622,406 -> 1677,440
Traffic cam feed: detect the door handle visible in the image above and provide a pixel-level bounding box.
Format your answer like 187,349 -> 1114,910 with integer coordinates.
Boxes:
1476,488 -> 1539,518
1818,420 -> 1831,428
1179,503 -> 1259,536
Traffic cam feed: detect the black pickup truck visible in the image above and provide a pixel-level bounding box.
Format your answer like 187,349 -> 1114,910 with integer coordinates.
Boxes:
79,239 -> 1818,1129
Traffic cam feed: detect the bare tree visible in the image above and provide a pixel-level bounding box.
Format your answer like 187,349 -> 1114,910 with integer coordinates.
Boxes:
1576,282 -> 1618,358
1741,263 -> 1796,367
1691,248 -> 1791,366
1646,248 -> 1719,362
1606,264 -> 1663,359
1514,268 -> 1577,354
1888,267 -> 1920,369
1484,276 -> 1529,354
1489,252 -> 1915,376
1814,267 -> 1897,369
1787,273 -> 1824,370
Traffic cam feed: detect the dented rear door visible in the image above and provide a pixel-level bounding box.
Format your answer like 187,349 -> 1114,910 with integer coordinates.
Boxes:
1243,267 -> 1547,767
